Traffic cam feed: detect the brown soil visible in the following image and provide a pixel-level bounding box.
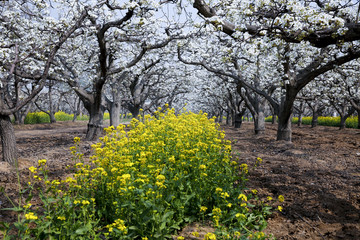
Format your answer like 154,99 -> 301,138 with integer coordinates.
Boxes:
0,121 -> 359,239
225,122 -> 360,240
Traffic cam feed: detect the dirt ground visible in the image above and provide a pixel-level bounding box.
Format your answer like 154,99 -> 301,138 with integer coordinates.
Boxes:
0,121 -> 359,239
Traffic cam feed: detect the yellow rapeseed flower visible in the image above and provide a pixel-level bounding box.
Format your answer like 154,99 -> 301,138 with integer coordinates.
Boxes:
38,159 -> 47,166
192,231 -> 200,237
278,195 -> 285,202
29,166 -> 37,173
200,206 -> 208,213
199,164 -> 206,170
23,203 -> 32,209
238,194 -> 247,202
215,187 -> 223,193
25,212 -> 38,220
204,232 -> 216,240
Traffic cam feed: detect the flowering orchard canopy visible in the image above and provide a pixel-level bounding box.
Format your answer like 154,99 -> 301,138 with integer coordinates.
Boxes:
192,0 -> 359,48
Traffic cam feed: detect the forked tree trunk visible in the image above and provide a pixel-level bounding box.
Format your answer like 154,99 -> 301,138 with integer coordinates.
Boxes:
234,108 -> 246,128
337,106 -> 354,130
0,115 -> 17,166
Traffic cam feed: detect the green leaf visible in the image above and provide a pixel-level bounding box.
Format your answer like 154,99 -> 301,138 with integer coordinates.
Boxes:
1,207 -> 23,212
75,222 -> 92,235
161,211 -> 174,222
14,222 -> 27,231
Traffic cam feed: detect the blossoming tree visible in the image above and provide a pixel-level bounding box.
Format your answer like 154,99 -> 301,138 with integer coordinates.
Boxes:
0,0 -> 89,165
190,0 -> 360,141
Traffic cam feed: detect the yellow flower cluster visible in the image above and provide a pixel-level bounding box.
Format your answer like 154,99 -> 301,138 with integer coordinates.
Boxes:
24,212 -> 38,220
66,108 -> 243,238
204,232 -> 217,240
106,219 -> 127,234
212,207 -> 222,227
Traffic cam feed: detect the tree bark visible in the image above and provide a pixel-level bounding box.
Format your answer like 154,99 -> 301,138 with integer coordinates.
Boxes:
48,85 -> 56,123
276,90 -> 296,141
109,102 -> 121,127
339,108 -> 355,129
272,114 -> 276,124
297,101 -> 304,126
86,108 -> 104,140
226,111 -> 230,125
72,99 -> 81,122
217,110 -> 223,123
312,110 -> 319,128
277,114 -> 292,141
234,113 -> 243,128
83,97 -> 105,140
254,111 -> 265,134
0,115 -> 17,166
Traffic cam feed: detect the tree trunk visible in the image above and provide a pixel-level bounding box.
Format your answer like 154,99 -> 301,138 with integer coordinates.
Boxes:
226,111 -> 230,125
358,110 -> 360,129
272,114 -> 276,124
130,106 -> 140,119
72,99 -> 81,122
231,110 -> 235,126
311,110 -> 319,128
254,103 -> 265,134
49,112 -> 56,123
234,113 -> 243,128
277,114 -> 292,141
218,110 -> 223,123
13,112 -> 20,125
276,90 -> 297,142
254,112 -> 265,134
86,105 -> 104,140
48,85 -> 56,123
339,107 -> 354,130
297,101 -> 304,126
297,114 -> 302,126
339,115 -> 346,129
0,115 -> 17,166
109,102 -> 121,127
